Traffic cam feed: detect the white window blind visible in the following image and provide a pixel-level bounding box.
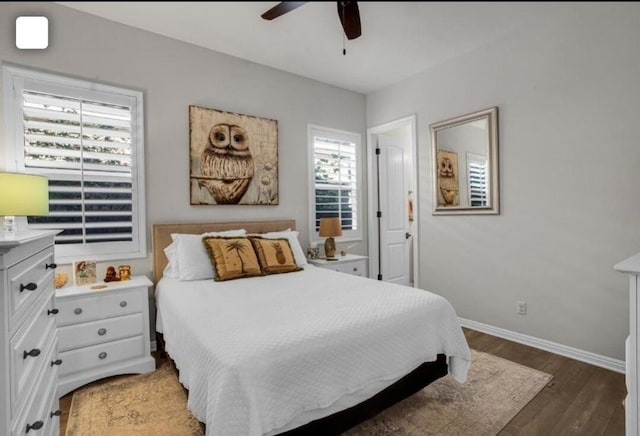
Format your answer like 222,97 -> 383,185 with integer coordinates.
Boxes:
4,66 -> 146,262
467,155 -> 489,207
308,126 -> 361,242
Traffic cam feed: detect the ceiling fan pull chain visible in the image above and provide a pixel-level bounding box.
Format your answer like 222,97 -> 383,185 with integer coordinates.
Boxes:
343,33 -> 346,56
342,2 -> 346,55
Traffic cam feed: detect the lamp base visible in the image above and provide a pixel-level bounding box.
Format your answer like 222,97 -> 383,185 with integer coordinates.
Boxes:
324,237 -> 336,259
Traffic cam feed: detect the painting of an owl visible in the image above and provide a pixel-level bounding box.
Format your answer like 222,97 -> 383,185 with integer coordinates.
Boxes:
436,149 -> 459,206
189,106 -> 279,205
199,124 -> 254,204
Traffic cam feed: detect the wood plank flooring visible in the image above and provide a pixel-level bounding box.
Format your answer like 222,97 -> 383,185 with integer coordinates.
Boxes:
464,328 -> 626,436
58,329 -> 626,435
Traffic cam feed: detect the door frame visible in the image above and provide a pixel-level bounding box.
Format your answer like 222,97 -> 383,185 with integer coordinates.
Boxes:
366,114 -> 419,287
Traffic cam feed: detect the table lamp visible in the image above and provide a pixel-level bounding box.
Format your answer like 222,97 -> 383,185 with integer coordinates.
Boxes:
0,172 -> 49,233
319,217 -> 342,260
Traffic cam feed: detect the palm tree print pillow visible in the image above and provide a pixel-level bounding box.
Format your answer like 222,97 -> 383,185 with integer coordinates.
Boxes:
249,237 -> 303,275
202,237 -> 263,281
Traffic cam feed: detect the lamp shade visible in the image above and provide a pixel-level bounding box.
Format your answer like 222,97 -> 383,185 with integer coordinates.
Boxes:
0,172 -> 49,216
319,217 -> 343,237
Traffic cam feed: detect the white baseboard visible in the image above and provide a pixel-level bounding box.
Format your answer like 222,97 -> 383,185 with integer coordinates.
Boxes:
150,340 -> 157,352
459,317 -> 625,374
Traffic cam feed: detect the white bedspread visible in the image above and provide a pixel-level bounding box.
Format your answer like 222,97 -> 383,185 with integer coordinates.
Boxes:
155,266 -> 471,436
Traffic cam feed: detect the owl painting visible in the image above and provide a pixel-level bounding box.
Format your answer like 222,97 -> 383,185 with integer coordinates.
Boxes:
200,124 -> 254,204
436,149 -> 459,206
190,106 -> 278,205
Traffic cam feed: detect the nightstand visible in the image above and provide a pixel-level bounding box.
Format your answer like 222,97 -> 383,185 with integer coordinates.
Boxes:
55,275 -> 155,397
308,253 -> 368,277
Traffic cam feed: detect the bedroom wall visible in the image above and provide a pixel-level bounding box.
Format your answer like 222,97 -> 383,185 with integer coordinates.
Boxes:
0,3 -> 367,282
366,2 -> 640,360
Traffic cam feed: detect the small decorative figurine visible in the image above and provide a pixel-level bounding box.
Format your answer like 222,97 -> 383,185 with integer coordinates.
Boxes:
104,266 -> 120,282
118,265 -> 131,281
54,272 -> 68,288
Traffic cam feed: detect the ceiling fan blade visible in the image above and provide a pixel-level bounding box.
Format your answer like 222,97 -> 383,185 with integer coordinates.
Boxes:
261,2 -> 307,20
337,1 -> 361,40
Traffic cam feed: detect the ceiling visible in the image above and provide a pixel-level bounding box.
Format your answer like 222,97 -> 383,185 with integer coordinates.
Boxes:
57,2 -> 554,94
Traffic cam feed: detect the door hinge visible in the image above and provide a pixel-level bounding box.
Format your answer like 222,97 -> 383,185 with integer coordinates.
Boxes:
376,211 -> 382,218
375,147 -> 381,155
377,274 -> 383,281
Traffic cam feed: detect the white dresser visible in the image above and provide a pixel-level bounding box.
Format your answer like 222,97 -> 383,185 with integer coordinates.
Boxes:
55,275 -> 155,397
308,253 -> 368,277
0,231 -> 61,436
615,252 -> 640,436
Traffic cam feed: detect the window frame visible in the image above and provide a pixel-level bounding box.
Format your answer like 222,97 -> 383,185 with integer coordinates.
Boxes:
3,65 -> 146,263
307,124 -> 362,245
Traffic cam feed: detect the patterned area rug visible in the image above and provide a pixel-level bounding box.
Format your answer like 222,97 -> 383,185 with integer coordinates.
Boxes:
65,362 -> 203,436
66,350 -> 552,436
345,350 -> 553,435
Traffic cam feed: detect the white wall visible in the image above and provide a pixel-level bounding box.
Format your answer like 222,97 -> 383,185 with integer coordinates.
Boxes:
0,2 -> 367,281
367,3 -> 640,360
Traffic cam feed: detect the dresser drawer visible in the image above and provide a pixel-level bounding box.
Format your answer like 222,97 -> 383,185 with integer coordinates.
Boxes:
331,260 -> 367,276
43,376 -> 60,436
59,335 -> 145,377
56,288 -> 145,326
58,313 -> 144,352
8,246 -> 55,333
12,345 -> 59,436
9,293 -> 57,420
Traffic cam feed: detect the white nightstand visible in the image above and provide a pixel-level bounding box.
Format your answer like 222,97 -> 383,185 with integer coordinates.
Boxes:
55,275 -> 155,397
308,253 -> 368,277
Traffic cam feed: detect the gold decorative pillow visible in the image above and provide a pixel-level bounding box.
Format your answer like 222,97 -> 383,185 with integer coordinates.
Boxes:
202,237 -> 263,281
249,237 -> 302,275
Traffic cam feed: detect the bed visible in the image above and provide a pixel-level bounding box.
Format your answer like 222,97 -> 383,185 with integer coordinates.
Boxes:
152,220 -> 471,436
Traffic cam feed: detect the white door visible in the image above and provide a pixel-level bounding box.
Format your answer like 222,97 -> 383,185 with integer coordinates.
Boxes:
378,144 -> 410,285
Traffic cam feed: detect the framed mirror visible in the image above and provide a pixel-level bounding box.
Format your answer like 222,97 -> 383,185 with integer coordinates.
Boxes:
430,107 -> 499,215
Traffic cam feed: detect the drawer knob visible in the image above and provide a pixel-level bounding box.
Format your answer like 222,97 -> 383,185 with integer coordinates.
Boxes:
98,352 -> 108,360
74,308 -> 83,315
50,410 -> 61,418
47,308 -> 59,316
20,282 -> 38,292
120,301 -> 127,308
353,267 -> 358,272
98,328 -> 107,336
45,263 -> 57,270
26,420 -> 44,433
51,359 -> 62,366
23,348 -> 41,359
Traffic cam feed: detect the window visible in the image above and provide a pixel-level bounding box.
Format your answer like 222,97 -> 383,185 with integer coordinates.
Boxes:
466,153 -> 489,207
308,125 -> 361,243
3,66 -> 146,263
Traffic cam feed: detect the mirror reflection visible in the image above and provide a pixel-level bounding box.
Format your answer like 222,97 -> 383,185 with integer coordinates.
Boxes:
430,107 -> 499,215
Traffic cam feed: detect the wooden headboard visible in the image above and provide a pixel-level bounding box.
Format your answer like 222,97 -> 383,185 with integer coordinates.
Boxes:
152,219 -> 296,282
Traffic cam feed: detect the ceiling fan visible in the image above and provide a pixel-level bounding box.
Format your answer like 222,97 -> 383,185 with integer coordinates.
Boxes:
261,1 -> 362,41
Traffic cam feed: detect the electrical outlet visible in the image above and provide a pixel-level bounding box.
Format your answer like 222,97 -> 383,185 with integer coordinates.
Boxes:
516,301 -> 527,315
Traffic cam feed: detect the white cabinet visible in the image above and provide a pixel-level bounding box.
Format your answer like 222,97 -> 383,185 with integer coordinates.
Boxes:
308,253 -> 368,277
615,252 -> 640,436
0,231 -> 61,436
55,276 -> 155,397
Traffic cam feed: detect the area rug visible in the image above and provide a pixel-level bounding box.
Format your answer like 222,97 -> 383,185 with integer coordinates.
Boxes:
345,350 -> 553,436
66,350 -> 552,436
65,362 -> 203,436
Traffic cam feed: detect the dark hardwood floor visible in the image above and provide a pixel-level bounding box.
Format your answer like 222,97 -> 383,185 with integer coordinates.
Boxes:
58,329 -> 626,435
464,328 -> 626,436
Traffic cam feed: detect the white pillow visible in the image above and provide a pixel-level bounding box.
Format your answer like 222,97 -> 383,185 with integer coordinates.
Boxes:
257,229 -> 307,267
163,242 -> 180,279
171,229 -> 247,280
